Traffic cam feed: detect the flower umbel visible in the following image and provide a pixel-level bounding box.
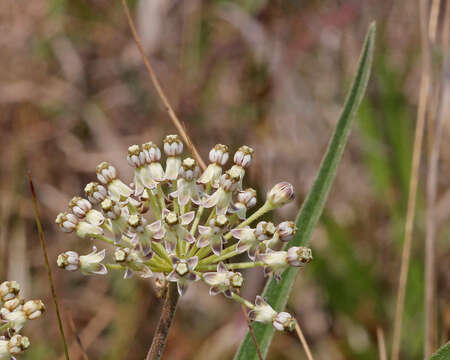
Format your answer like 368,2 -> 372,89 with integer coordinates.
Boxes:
55,136 -> 313,332
0,280 -> 44,358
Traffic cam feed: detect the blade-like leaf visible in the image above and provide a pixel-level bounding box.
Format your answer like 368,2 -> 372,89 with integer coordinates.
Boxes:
430,342 -> 450,360
234,22 -> 376,360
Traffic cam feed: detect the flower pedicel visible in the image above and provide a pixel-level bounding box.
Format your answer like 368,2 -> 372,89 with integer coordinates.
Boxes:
55,135 -> 313,332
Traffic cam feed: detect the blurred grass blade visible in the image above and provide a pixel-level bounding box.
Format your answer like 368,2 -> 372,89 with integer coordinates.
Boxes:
234,22 -> 376,360
430,342 -> 450,360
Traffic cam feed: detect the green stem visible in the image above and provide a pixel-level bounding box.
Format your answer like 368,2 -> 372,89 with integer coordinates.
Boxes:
0,322 -> 11,332
172,181 -> 180,214
231,293 -> 255,310
224,201 -> 272,241
199,247 -> 240,265
148,190 -> 162,220
157,185 -> 166,210
153,242 -> 172,265
197,261 -> 264,271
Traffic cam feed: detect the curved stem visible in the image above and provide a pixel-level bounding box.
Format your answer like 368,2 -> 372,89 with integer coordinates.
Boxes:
146,282 -> 180,360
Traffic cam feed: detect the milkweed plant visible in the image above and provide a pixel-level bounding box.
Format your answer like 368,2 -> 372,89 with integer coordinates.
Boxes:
0,281 -> 45,359
55,135 -> 313,332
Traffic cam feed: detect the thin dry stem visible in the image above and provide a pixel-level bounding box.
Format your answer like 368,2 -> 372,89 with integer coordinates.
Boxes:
424,4 -> 450,357
120,0 -> 206,171
391,1 -> 431,359
28,174 -> 70,360
240,303 -> 263,360
376,327 -> 387,360
294,320 -> 314,360
146,282 -> 180,360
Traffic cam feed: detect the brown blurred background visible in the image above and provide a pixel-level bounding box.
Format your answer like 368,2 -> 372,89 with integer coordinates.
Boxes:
0,0 -> 449,359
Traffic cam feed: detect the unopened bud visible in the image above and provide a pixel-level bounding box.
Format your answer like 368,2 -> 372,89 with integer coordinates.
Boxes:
267,182 -> 295,208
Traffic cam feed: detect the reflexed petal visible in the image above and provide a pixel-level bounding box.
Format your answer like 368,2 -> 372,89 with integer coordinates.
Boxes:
209,286 -> 221,296
177,280 -> 188,296
187,256 -> 198,270
180,211 -> 195,225
217,262 -> 227,273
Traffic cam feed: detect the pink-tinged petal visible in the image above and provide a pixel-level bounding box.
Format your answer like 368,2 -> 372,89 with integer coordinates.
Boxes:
230,228 -> 248,240
148,220 -> 162,232
217,262 -> 227,273
187,256 -> 198,270
177,281 -> 188,296
177,187 -> 190,207
255,295 -> 265,306
141,244 -> 152,257
211,236 -> 223,255
169,190 -> 178,199
181,211 -> 195,225
165,239 -> 176,253
203,273 -> 217,283
247,246 -> 257,261
209,286 -> 222,296
184,232 -> 195,244
162,208 -> 170,218
248,310 -> 256,320
216,203 -> 228,216
224,289 -> 233,298
198,225 -> 210,235
139,267 -> 153,278
166,271 -> 178,282
170,255 -> 179,265
153,228 -> 165,240
202,190 -> 220,208
92,264 -> 107,275
196,236 -> 209,248
124,268 -> 134,279
236,240 -> 250,253
227,202 -> 239,213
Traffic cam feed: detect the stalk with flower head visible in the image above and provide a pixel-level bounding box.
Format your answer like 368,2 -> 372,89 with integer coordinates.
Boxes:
0,281 -> 45,359
55,135 -> 313,336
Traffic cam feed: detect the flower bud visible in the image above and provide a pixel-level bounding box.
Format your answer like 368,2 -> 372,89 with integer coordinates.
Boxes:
237,188 -> 257,208
209,144 -> 229,165
0,281 -> 20,301
2,297 -> 23,313
267,182 -> 295,208
234,145 -> 254,168
23,300 -> 45,320
79,247 -> 107,275
142,141 -> 162,163
273,311 -> 295,331
55,212 -> 79,233
180,158 -> 199,181
96,162 -> 117,185
127,144 -> 146,168
255,221 -> 276,241
219,171 -> 240,192
57,251 -> 80,271
84,182 -> 107,204
277,221 -> 296,242
0,308 -> 27,332
68,197 -> 92,219
7,334 -> 30,354
286,246 -> 313,267
101,198 -> 122,220
163,135 -> 183,156
249,296 -> 277,324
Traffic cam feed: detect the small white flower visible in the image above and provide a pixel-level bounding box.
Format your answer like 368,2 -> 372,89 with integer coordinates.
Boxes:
233,145 -> 254,168
0,281 -> 20,302
0,308 -> 27,332
161,210 -> 195,253
258,249 -> 289,280
170,158 -> 203,206
114,247 -> 153,279
286,246 -> 313,267
166,256 -> 200,296
57,251 -> 80,271
79,247 -> 107,275
196,215 -> 229,255
203,262 -> 243,297
84,182 -> 107,205
232,188 -> 257,220
164,135 -> 183,180
203,171 -> 240,215
273,311 -> 295,331
231,227 -> 260,260
96,162 -> 133,201
22,300 -> 45,320
2,298 -> 23,313
267,182 -> 295,208
265,221 -> 296,248
3,334 -> 30,356
248,296 -> 277,324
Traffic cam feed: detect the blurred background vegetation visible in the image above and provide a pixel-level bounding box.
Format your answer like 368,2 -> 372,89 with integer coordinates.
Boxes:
0,0 -> 449,359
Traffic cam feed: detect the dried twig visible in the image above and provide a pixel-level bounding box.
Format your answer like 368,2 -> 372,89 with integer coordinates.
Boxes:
294,320 -> 314,360
28,174 -> 70,360
120,0 -> 206,171
376,327 -> 387,360
425,4 -> 450,357
391,1 -> 431,359
146,282 -> 180,360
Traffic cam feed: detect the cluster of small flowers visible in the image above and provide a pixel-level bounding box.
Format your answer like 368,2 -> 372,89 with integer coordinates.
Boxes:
0,281 -> 45,359
55,135 -> 313,332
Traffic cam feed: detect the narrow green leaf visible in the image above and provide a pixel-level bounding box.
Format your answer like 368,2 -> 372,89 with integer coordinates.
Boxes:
430,342 -> 450,360
234,22 -> 376,360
